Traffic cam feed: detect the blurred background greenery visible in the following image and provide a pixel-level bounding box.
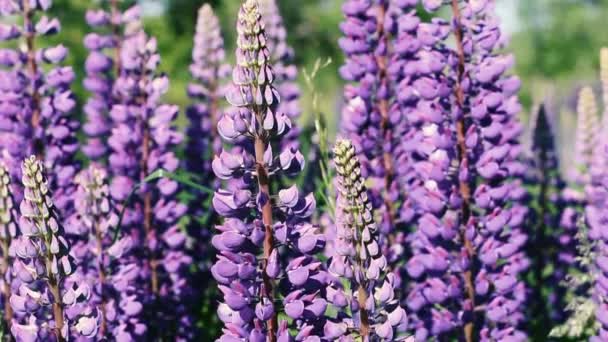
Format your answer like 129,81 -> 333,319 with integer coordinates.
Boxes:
47,0 -> 608,163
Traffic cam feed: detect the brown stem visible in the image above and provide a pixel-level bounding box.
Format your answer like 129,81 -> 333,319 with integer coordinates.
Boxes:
209,86 -> 220,155
253,134 -> 277,342
357,286 -> 370,338
23,1 -> 43,159
110,0 -> 122,77
1,237 -> 13,327
375,3 -> 397,229
451,1 -> 476,341
94,219 -> 107,336
141,122 -> 158,294
46,270 -> 65,342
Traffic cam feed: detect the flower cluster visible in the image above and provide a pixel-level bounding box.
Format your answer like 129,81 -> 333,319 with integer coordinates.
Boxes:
524,104 -> 569,330
186,4 -> 230,181
0,163 -> 17,330
10,156 -> 91,341
67,165 -> 145,340
0,0 -> 80,213
211,1 -> 326,340
107,20 -> 190,340
587,139 -> 608,342
82,1 -> 142,161
259,0 -> 302,151
452,2 -> 529,340
325,139 -> 408,341
338,0 -> 415,277
573,86 -> 600,183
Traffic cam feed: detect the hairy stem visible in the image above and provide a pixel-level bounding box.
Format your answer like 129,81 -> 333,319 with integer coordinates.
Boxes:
451,1 -> 476,341
110,0 -> 122,77
23,1 -> 43,159
375,3 -> 397,230
254,132 -> 277,342
94,218 -> 108,336
0,236 -> 12,328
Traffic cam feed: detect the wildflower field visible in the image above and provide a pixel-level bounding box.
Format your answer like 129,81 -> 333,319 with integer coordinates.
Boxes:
1,0 -> 608,341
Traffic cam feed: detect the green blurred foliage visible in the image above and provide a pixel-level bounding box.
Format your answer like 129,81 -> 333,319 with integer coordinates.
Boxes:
511,0 -> 608,109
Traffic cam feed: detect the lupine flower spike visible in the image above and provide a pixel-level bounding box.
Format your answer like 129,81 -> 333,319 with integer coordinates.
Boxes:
338,0 -> 413,273
325,139 -> 409,341
525,105 -> 570,334
587,132 -> 608,342
212,0 -> 326,340
450,1 -> 529,340
186,3 -> 230,179
186,4 -> 230,281
0,164 -> 17,331
0,0 -> 80,214
259,0 -> 302,150
107,22 -> 190,339
573,87 -> 599,183
69,165 -> 146,340
83,1 -> 142,161
10,156 -> 93,341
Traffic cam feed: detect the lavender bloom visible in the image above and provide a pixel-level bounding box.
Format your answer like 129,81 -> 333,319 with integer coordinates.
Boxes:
573,87 -> 599,183
338,0 -> 413,275
259,0 -> 302,150
524,105 -> 569,331
594,49 -> 608,171
0,0 -> 80,214
186,4 -> 229,181
452,1 -> 529,340
0,164 -> 17,330
587,144 -> 608,341
185,4 -> 230,283
67,165 -> 145,340
325,139 -> 408,341
82,2 -> 142,161
395,6 -> 465,338
212,1 -> 326,340
108,25 -> 191,339
10,156 -> 92,341
400,1 -> 528,340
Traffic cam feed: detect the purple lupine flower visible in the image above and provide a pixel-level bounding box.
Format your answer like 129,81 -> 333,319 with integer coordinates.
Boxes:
10,156 -> 93,341
325,139 -> 409,341
587,142 -> 608,341
395,5 -> 464,338
551,87 -> 599,324
107,24 -> 191,339
450,1 -> 528,340
259,0 -> 302,151
186,4 -> 229,180
0,163 -> 17,329
82,2 -> 142,161
66,165 -> 146,340
524,105 -> 569,329
573,86 -> 599,183
0,0 -> 80,213
185,4 -> 230,285
338,0 -> 413,276
212,1 -> 327,340
594,49 -> 608,173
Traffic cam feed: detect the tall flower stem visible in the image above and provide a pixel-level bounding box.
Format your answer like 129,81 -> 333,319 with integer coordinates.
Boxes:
138,77 -> 158,294
111,0 -> 121,76
375,3 -> 396,229
22,1 -> 42,158
451,1 -> 476,340
254,133 -> 277,342
93,217 -> 107,335
0,166 -> 14,328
